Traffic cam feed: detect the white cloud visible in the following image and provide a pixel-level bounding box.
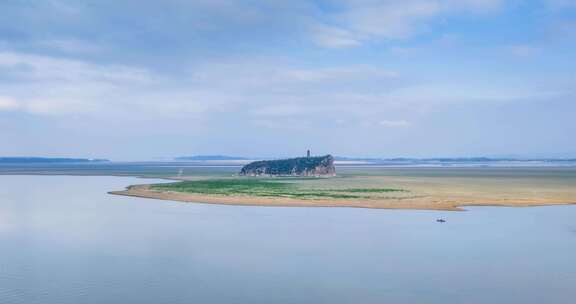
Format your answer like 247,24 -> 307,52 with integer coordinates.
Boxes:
36,38 -> 103,54
545,0 -> 576,9
311,25 -> 362,48
389,46 -> 419,55
0,96 -> 20,111
340,1 -> 441,39
441,0 -> 504,12
1,0 -> 507,53
379,120 -> 412,127
549,20 -> 576,40
250,118 -> 311,130
253,105 -> 306,117
0,51 -> 399,120
0,48 -> 548,129
0,52 -> 151,84
384,83 -> 553,107
508,45 -> 542,57
312,0 -> 506,48
282,66 -> 398,83
25,98 -> 99,115
188,61 -> 399,94
0,51 -> 218,117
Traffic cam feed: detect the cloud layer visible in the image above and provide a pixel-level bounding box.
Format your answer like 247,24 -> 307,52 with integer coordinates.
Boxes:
0,0 -> 574,158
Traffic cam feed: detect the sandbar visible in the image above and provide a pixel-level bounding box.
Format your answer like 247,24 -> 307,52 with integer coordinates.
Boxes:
110,183 -> 576,211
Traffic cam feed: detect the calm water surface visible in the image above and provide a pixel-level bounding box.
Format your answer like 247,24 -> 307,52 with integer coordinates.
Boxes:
1,175 -> 575,304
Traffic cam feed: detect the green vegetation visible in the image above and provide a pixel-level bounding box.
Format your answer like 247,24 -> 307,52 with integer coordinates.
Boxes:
150,179 -> 407,200
331,188 -> 408,193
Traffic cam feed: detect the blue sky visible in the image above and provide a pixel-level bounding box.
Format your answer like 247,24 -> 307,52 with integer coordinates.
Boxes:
0,0 -> 575,159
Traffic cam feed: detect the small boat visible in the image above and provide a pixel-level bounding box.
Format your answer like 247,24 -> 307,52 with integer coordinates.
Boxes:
436,219 -> 446,223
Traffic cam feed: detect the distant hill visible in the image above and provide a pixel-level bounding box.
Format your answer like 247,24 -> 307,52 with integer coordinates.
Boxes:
333,156 -> 576,166
175,155 -> 248,161
335,156 -> 500,162
240,155 -> 335,176
335,156 -> 576,162
0,157 -> 109,164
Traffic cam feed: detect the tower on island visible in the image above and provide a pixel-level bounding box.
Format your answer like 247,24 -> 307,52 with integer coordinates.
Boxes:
307,149 -> 311,158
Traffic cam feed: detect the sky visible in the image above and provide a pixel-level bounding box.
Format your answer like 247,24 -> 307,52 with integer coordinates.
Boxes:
0,0 -> 575,160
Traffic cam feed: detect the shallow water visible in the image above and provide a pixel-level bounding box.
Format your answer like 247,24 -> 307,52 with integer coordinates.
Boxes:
1,175 -> 575,304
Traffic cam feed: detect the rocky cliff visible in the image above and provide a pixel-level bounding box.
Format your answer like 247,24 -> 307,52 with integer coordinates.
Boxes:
239,155 -> 336,177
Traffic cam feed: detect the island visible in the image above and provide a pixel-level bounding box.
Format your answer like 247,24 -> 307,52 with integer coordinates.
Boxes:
239,154 -> 335,176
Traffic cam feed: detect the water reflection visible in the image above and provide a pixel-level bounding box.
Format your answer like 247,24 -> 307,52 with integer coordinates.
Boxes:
1,175 -> 576,304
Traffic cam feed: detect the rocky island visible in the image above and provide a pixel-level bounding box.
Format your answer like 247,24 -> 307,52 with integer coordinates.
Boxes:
240,154 -> 336,177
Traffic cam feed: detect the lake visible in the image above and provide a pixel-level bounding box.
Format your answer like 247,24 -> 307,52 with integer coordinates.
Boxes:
1,175 -> 575,303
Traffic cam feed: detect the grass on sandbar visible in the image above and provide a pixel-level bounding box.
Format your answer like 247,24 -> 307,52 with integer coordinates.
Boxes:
150,179 -> 407,200
331,188 -> 408,193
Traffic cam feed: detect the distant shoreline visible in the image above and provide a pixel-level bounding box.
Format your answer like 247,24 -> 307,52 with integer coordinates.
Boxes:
110,183 -> 576,211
